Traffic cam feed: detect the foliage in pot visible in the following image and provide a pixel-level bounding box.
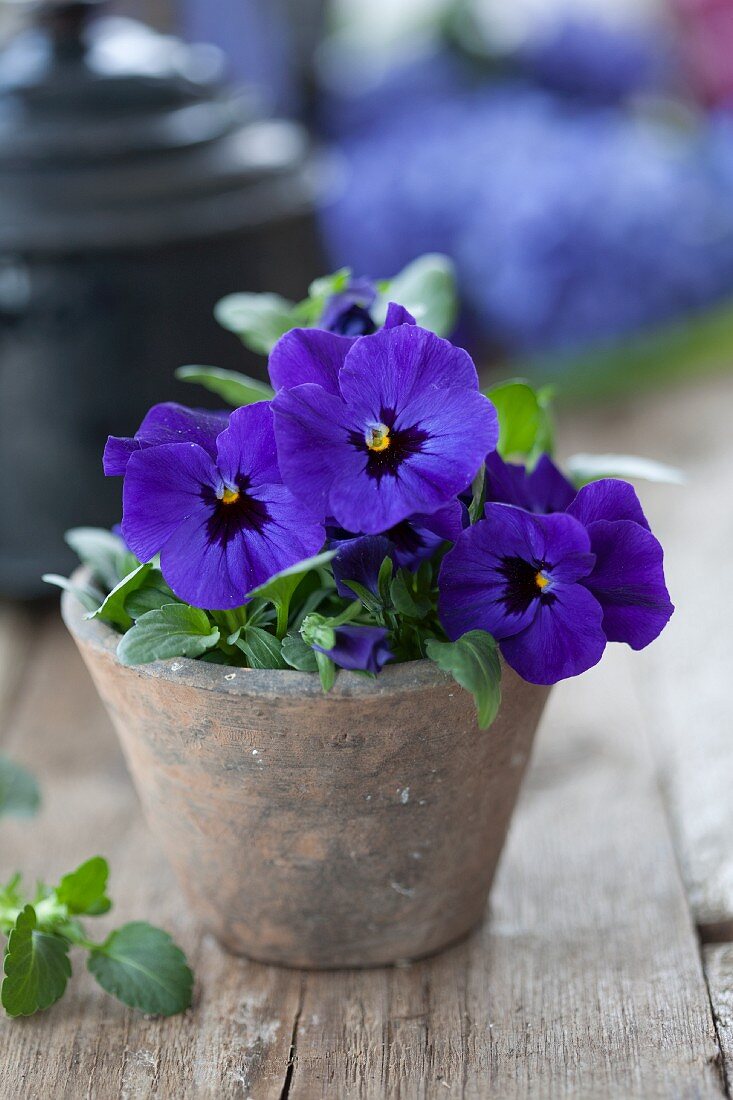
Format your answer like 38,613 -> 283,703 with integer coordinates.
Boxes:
52,254 -> 675,967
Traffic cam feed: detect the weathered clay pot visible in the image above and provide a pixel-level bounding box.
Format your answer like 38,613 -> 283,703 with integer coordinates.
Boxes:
62,588 -> 550,969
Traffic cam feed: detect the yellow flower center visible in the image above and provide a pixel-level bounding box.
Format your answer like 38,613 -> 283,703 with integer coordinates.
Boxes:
535,571 -> 550,590
221,487 -> 240,505
365,423 -> 391,452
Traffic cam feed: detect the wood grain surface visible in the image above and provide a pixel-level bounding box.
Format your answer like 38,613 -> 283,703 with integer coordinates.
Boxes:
0,375 -> 731,1098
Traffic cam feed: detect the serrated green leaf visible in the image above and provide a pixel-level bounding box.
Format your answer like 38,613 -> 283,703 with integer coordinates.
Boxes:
374,254 -> 457,336
64,527 -> 130,590
214,292 -> 298,354
281,632 -> 318,671
175,365 -> 274,407
2,906 -> 71,1017
235,626 -> 287,669
565,452 -> 686,487
42,574 -> 105,613
247,551 -> 335,637
426,631 -> 502,729
86,563 -> 153,631
55,857 -> 110,917
87,922 -> 193,1017
0,756 -> 41,819
117,605 -> 220,666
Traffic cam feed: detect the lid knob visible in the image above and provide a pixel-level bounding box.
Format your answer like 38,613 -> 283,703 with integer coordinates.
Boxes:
25,0 -> 106,60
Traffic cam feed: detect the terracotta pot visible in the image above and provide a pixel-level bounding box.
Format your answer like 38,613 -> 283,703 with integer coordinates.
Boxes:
62,588 -> 550,969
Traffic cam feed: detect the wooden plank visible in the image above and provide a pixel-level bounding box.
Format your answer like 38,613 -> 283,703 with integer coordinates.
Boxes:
288,647 -> 724,1099
559,375 -> 733,940
0,616 -> 302,1100
704,944 -> 733,1089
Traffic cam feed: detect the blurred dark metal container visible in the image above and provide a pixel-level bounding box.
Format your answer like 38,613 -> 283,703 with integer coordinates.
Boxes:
0,0 -> 323,596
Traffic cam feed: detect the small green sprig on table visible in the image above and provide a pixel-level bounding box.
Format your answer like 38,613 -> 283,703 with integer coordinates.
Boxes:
0,760 -> 192,1020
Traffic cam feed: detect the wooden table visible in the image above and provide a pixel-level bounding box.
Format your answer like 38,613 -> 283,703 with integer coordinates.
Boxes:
1,375 -> 732,1099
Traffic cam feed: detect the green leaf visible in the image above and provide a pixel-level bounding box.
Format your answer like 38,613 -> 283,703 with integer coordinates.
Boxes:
375,254 -> 457,336
125,582 -> 178,618
565,452 -> 686,487
117,605 -> 220,666
247,551 -> 336,638
42,574 -> 105,614
214,292 -> 298,354
175,365 -> 274,407
485,380 -> 541,460
426,631 -> 502,729
2,906 -> 72,1017
87,922 -> 193,1017
0,756 -> 41,819
308,267 -> 352,303
87,563 -> 153,631
235,626 -> 287,669
64,527 -> 130,590
343,579 -> 383,617
281,632 -> 318,671
56,857 -> 110,917
390,571 -> 430,620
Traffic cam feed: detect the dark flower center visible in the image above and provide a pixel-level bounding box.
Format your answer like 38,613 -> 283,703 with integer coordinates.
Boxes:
349,408 -> 429,481
329,304 -> 376,337
498,555 -> 556,614
205,481 -> 270,542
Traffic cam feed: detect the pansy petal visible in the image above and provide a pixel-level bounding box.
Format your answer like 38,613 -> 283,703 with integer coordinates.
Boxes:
567,478 -> 650,531
500,584 -> 606,685
383,302 -> 417,328
121,443 -> 218,563
216,403 -> 280,488
315,624 -> 392,674
583,519 -> 673,648
484,452 -> 534,509
333,535 -> 393,598
103,436 -> 140,477
272,384 -> 355,520
526,455 -> 577,513
160,483 -> 324,609
415,499 -> 466,542
268,329 -> 353,395
338,324 -> 479,419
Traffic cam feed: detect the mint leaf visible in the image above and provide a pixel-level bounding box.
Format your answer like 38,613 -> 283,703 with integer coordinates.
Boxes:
87,563 -> 153,631
247,551 -> 336,638
282,632 -> 318,671
64,527 -> 130,590
88,922 -> 193,1017
2,906 -> 71,1017
375,254 -> 457,336
117,605 -> 220,666
0,757 -> 40,819
175,365 -> 274,407
565,452 -> 685,487
426,631 -> 502,729
214,292 -> 298,355
56,857 -> 110,917
235,626 -> 287,669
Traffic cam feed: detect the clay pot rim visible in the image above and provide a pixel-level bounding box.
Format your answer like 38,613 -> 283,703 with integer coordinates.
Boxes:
61,572 -> 456,699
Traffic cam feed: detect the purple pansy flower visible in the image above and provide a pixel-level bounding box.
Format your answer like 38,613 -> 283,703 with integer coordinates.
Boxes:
484,456 -> 674,649
332,534 -> 392,599
320,278 -> 378,336
120,403 -> 325,610
271,323 -> 498,534
438,504 -> 607,685
104,403 -> 229,477
313,624 -> 393,673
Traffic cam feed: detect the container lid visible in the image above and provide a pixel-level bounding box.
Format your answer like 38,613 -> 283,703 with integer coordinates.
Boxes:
0,1 -> 318,250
